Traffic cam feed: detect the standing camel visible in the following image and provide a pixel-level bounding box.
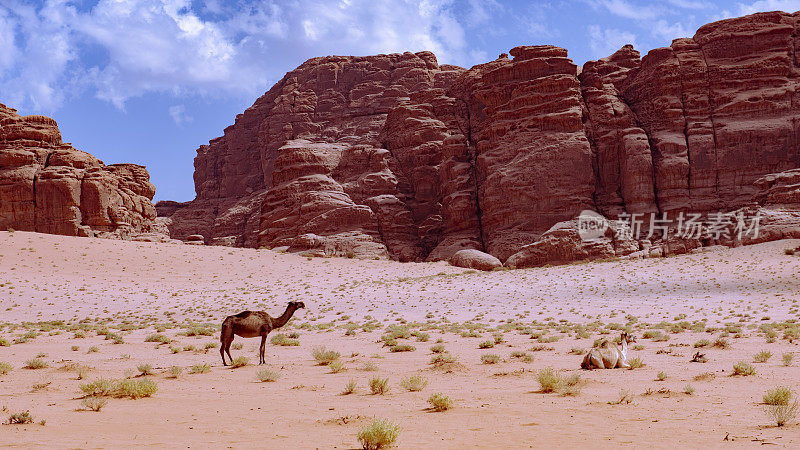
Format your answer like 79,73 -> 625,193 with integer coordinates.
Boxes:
220,301 -> 305,366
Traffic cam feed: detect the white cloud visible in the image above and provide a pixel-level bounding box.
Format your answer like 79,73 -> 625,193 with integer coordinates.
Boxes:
595,0 -> 660,20
650,19 -> 694,41
736,0 -> 800,14
0,0 -> 481,114
587,24 -> 638,58
169,104 -> 193,125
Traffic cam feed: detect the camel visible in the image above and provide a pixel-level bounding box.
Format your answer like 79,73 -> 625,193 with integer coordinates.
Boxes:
581,332 -> 636,369
220,301 -> 305,366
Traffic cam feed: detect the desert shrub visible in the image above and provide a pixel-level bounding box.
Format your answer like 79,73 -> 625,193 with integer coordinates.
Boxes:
481,354 -> 500,364
562,374 -> 582,396
167,366 -> 183,379
765,401 -> 798,426
115,378 -> 157,399
416,332 -> 430,342
137,363 -> 153,376
360,362 -> 379,372
0,362 -> 12,375
764,387 -> 792,405
712,338 -> 730,349
312,346 -> 340,365
536,367 -> 562,393
329,360 -> 345,373
256,369 -> 280,382
430,344 -> 446,353
783,353 -> 795,366
341,379 -> 357,395
369,376 -> 389,395
627,356 -> 644,369
693,372 -> 715,382
683,385 -> 695,395
732,361 -> 756,376
144,333 -> 170,344
80,379 -> 115,397
609,390 -> 634,405
189,363 -> 211,374
71,345 -> 79,351
24,358 -> 48,369
399,375 -> 427,392
357,418 -> 399,450
6,410 -> 33,424
429,353 -> 456,365
271,334 -> 300,346
87,346 -> 99,353
753,350 -> 772,363
232,343 -> 243,350
205,342 -> 218,350
427,393 -> 453,411
0,337 -> 10,347
656,371 -> 667,381
230,356 -> 249,368
81,396 -> 108,411
478,340 -> 494,349
390,344 -> 415,353
693,339 -> 711,348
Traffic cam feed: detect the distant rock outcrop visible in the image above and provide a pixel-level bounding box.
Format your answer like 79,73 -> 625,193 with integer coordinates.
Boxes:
0,103 -> 157,238
161,11 -> 800,266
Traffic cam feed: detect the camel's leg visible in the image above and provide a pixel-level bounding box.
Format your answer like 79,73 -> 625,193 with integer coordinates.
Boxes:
259,335 -> 267,365
590,353 -> 605,369
220,322 -> 233,366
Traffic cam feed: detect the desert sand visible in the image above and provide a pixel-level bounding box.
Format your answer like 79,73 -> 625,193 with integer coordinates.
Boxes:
1,230 -> 799,448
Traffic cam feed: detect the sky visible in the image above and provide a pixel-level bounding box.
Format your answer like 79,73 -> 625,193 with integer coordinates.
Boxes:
1,0 -> 799,202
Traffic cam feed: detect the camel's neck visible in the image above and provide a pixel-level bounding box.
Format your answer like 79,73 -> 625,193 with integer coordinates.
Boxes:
620,338 -> 628,359
272,306 -> 297,329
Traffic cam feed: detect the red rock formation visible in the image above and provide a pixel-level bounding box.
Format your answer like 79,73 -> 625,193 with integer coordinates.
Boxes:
164,11 -> 800,267
0,102 -> 156,237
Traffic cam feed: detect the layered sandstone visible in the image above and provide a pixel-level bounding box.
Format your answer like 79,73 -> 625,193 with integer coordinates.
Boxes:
0,103 -> 156,237
164,11 -> 800,267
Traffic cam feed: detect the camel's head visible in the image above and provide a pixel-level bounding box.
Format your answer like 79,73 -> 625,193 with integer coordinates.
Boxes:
289,301 -> 305,310
621,332 -> 636,344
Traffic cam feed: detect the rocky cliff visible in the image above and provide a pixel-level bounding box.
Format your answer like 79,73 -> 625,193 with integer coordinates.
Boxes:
161,11 -> 800,266
0,103 -> 157,238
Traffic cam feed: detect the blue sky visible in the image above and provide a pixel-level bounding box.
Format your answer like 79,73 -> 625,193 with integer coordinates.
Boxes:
2,0 -> 799,202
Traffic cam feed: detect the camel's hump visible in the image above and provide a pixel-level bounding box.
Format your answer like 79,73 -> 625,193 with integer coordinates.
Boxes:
234,311 -> 253,318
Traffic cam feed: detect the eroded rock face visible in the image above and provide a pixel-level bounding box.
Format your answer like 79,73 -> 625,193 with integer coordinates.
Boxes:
0,103 -> 156,237
165,11 -> 800,265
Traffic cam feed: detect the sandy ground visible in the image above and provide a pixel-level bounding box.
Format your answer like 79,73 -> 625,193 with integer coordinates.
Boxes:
0,230 -> 799,448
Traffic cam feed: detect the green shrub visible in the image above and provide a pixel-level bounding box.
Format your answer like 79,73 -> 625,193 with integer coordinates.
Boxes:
230,356 -> 249,368
627,357 -> 644,370
478,340 -> 494,349
783,353 -> 795,366
753,350 -> 772,363
765,401 -> 798,426
144,333 -> 170,344
0,362 -> 12,375
389,344 -> 415,353
399,375 -> 427,392
80,379 -> 115,397
693,339 -> 711,348
536,367 -> 562,393
115,378 -> 157,399
430,344 -> 445,353
369,377 -> 389,395
357,418 -> 399,450
341,379 -> 357,395
81,396 -> 108,411
427,393 -> 453,411
24,358 -> 48,369
167,366 -> 183,379
137,363 -> 153,376
6,410 -> 33,424
329,360 -> 345,373
189,363 -> 211,374
312,346 -> 340,365
271,333 -> 300,346
764,387 -> 792,405
732,361 -> 756,376
256,369 -> 280,382
481,354 -> 500,364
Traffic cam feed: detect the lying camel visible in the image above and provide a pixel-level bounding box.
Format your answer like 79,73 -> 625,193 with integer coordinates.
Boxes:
220,301 -> 305,366
581,332 -> 636,369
